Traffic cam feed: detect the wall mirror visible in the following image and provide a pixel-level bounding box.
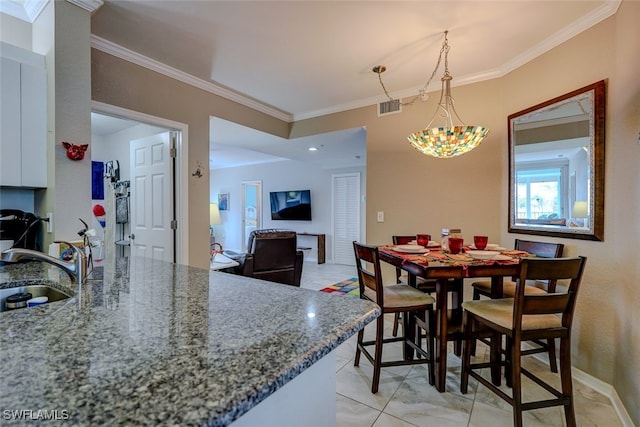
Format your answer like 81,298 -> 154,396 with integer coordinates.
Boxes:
508,80 -> 605,241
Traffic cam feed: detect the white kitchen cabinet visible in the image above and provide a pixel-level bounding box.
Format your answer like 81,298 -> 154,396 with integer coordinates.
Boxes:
0,44 -> 47,188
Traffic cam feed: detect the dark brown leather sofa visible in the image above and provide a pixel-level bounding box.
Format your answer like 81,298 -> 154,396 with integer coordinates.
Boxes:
224,229 -> 304,287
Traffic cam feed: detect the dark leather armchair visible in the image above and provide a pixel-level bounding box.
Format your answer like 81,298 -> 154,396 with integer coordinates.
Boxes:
225,229 -> 304,287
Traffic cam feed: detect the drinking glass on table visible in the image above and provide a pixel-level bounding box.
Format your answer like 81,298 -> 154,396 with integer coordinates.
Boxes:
473,235 -> 488,250
416,234 -> 431,247
448,237 -> 464,254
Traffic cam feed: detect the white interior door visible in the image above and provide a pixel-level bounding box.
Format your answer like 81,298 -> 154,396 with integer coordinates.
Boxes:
242,181 -> 261,251
332,173 -> 361,265
130,131 -> 174,261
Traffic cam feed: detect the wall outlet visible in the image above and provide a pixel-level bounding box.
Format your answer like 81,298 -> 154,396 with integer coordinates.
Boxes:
46,212 -> 53,233
377,211 -> 384,222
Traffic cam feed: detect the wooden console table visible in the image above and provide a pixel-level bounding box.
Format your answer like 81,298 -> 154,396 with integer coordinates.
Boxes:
297,233 -> 326,264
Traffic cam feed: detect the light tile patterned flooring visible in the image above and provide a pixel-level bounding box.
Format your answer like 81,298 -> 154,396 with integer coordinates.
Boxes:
301,262 -> 621,427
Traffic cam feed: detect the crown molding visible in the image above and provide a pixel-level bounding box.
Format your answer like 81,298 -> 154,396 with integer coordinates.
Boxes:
0,0 -> 48,22
307,0 -> 621,122
66,0 -> 103,13
0,0 -> 104,22
292,67 -> 507,121
91,35 -> 293,123
91,0 -> 619,123
500,0 -> 621,76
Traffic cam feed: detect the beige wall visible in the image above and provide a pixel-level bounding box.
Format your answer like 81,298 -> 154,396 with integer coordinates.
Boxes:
505,7 -> 639,420
90,1 -> 639,423
91,51 -> 291,268
292,78 -> 505,246
53,1 -> 93,240
290,3 -> 639,423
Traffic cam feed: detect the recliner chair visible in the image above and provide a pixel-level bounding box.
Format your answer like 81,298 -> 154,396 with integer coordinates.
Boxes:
225,229 -> 304,286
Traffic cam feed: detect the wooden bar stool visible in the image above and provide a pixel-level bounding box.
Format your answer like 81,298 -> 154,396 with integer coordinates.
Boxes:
470,239 -> 564,371
353,241 -> 436,393
461,256 -> 587,427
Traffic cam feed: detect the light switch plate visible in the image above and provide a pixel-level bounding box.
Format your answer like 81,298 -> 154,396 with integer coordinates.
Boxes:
377,211 -> 384,222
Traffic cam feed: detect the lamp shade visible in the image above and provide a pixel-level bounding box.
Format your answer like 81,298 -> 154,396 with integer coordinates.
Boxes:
210,203 -> 221,225
572,201 -> 588,218
408,125 -> 489,158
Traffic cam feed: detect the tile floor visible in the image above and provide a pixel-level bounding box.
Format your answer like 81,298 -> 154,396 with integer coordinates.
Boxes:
300,261 -> 622,427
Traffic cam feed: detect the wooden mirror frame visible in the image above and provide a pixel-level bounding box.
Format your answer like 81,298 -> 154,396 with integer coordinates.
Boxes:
508,80 -> 605,241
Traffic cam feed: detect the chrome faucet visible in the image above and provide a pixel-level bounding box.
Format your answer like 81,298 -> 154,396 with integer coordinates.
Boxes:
0,241 -> 87,285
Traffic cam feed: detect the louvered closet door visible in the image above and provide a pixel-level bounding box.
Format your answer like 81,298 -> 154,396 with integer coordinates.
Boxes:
332,173 -> 360,265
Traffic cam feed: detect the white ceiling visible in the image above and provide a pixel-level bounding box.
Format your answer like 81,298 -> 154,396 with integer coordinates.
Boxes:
90,112 -> 138,136
91,1 -> 619,120
85,1 -> 618,169
210,118 -> 366,170
90,113 -> 367,169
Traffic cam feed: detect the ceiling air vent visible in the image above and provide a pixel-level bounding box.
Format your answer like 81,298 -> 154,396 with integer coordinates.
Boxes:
377,99 -> 402,117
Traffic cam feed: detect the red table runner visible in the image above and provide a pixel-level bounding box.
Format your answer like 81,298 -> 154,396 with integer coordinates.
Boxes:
380,245 -> 525,274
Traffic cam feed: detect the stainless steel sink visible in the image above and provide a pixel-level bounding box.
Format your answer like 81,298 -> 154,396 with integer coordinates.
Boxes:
0,284 -> 72,312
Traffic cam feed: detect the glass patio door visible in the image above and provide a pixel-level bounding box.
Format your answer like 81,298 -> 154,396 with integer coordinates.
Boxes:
242,181 -> 261,251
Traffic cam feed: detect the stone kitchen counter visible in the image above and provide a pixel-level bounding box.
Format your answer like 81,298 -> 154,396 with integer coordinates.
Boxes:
0,257 -> 379,426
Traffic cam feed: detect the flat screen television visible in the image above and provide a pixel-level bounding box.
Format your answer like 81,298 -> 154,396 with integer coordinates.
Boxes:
270,190 -> 312,221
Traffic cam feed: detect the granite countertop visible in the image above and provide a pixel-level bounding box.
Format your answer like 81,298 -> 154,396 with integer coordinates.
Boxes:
0,257 -> 379,426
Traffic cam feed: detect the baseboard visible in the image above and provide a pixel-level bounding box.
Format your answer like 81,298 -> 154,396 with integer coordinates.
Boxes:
571,367 -> 634,427
529,350 -> 633,426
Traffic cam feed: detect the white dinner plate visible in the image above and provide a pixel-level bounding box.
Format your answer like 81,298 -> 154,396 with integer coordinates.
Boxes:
492,254 -> 512,261
393,245 -> 430,254
468,244 -> 506,251
466,250 -> 499,260
404,240 -> 439,247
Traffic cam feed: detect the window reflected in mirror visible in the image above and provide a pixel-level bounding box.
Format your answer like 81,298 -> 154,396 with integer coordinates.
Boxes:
508,80 -> 605,241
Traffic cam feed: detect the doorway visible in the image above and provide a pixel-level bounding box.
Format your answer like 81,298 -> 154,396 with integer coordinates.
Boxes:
241,181 -> 261,251
129,131 -> 177,262
91,101 -> 189,264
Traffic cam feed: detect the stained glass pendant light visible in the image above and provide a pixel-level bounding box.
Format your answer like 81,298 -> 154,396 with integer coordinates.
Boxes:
407,31 -> 488,158
375,31 -> 489,158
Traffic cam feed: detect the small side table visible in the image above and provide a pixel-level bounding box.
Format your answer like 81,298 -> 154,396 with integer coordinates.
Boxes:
297,233 -> 325,264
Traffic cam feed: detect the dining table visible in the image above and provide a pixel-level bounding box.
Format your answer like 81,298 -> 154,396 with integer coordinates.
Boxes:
378,244 -> 529,392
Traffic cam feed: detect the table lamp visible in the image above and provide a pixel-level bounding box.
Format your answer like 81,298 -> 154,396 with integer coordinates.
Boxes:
571,201 -> 588,227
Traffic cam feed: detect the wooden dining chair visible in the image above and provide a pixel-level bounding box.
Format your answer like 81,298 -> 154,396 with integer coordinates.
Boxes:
353,241 -> 435,393
470,239 -> 565,371
472,239 -> 565,299
461,256 -> 587,427
391,235 -> 463,342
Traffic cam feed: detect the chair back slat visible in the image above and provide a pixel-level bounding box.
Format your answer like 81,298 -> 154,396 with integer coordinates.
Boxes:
353,241 -> 383,304
515,239 -> 564,258
513,257 -> 587,328
511,240 -> 565,291
522,293 -> 570,315
392,235 -> 414,245
520,257 -> 583,280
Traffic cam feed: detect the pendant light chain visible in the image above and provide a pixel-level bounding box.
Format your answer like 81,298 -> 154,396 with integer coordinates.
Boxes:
372,30 -> 488,158
374,31 -> 449,106
420,30 -> 448,100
